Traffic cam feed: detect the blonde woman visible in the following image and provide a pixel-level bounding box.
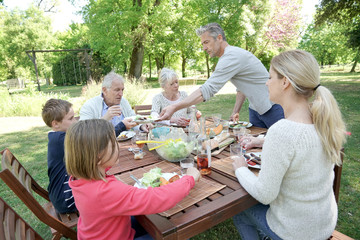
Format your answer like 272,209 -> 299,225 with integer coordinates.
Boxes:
65,119 -> 200,240
232,50 -> 346,240
151,68 -> 199,126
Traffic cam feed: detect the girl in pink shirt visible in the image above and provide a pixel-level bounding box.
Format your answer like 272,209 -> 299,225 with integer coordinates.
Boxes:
65,119 -> 200,240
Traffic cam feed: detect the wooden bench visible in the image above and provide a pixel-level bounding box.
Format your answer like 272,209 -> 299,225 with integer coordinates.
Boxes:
134,104 -> 152,116
0,148 -> 78,240
330,230 -> 354,240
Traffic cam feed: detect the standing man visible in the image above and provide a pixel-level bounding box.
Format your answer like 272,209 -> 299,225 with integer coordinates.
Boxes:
80,71 -> 152,135
159,23 -> 284,128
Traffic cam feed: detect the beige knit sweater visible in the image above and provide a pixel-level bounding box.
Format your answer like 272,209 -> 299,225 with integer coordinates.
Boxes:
235,119 -> 337,240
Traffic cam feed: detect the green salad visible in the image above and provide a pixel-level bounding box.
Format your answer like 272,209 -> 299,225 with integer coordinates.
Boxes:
157,139 -> 194,161
141,167 -> 162,187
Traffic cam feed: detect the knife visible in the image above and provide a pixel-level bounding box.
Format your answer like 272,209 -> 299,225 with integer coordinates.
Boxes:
130,174 -> 145,188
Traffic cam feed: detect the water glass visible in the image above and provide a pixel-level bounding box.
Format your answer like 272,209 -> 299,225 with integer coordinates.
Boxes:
220,120 -> 229,133
212,113 -> 222,126
180,158 -> 194,174
230,143 -> 242,160
232,127 -> 251,143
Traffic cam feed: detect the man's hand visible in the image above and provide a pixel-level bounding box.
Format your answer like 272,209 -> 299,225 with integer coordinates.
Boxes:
170,117 -> 189,126
159,105 -> 177,120
140,123 -> 154,132
103,105 -> 121,121
122,118 -> 137,130
230,113 -> 239,122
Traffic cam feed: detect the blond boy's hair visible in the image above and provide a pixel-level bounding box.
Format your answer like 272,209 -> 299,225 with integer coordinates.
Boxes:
65,119 -> 117,181
42,99 -> 72,127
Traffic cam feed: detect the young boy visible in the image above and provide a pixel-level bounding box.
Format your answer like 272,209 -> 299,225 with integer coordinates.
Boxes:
42,99 -> 78,214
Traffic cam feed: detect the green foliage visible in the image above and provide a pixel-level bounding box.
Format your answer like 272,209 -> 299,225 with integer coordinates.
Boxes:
0,5 -> 55,82
299,23 -> 354,65
52,53 -> 87,86
0,83 -> 71,117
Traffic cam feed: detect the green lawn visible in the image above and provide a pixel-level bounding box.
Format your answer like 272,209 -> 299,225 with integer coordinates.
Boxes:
0,72 -> 359,239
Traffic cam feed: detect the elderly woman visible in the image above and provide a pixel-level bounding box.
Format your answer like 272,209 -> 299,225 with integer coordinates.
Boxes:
151,68 -> 195,126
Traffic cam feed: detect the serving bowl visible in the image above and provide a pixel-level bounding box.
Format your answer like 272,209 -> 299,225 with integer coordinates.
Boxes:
148,127 -> 195,162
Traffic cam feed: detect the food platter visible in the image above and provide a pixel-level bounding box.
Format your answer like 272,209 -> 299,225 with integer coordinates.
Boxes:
134,172 -> 182,189
116,131 -> 136,141
128,115 -> 160,124
229,121 -> 253,129
245,152 -> 261,169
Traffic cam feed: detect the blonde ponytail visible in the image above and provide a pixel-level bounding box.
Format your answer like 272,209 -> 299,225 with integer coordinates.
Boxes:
311,86 -> 346,165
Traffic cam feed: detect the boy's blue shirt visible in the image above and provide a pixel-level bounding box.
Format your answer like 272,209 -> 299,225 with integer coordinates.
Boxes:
47,131 -> 77,213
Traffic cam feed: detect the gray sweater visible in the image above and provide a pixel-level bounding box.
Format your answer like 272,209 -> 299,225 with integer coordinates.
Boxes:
236,119 -> 337,239
200,45 -> 272,115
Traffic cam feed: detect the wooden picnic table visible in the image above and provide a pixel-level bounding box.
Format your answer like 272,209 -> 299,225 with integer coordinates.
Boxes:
108,125 -> 267,240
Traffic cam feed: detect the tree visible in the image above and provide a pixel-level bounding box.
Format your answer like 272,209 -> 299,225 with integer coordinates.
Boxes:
315,0 -> 360,72
0,5 -> 55,82
299,23 -> 353,66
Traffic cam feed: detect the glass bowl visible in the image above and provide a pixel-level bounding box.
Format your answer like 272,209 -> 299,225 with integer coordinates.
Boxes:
148,128 -> 195,162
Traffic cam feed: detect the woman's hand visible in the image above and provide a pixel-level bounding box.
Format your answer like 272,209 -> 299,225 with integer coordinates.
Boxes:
170,117 -> 189,126
186,167 -> 201,182
240,136 -> 265,150
232,155 -> 248,170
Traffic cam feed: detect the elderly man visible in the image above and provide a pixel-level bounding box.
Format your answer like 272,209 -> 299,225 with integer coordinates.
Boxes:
80,71 -> 151,135
160,23 -> 284,128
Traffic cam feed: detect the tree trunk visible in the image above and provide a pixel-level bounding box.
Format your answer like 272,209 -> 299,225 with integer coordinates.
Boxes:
205,53 -> 210,78
181,53 -> 186,78
350,49 -> 359,72
129,40 -> 144,80
149,54 -> 152,79
155,53 -> 166,73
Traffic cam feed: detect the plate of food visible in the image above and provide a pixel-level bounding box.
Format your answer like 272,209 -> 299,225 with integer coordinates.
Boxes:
244,152 -> 261,169
229,121 -> 253,129
117,131 -> 136,141
133,167 -> 182,189
128,115 -> 160,124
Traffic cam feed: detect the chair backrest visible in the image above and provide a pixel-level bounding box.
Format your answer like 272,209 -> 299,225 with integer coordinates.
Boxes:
0,197 -> 43,240
134,105 -> 152,116
0,148 -> 77,240
333,149 -> 345,204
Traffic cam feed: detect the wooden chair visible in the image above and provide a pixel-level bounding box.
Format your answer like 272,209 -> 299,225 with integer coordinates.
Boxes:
0,148 -> 78,240
0,197 -> 43,240
333,148 -> 345,203
134,105 -> 152,116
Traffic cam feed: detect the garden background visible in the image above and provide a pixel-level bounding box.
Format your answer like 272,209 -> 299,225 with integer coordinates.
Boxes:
1,0 -> 359,239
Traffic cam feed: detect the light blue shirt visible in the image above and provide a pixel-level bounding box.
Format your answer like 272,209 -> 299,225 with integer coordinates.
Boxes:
101,94 -> 124,127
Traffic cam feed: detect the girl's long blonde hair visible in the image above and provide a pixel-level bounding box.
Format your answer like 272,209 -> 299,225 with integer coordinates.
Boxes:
65,119 -> 118,180
271,50 -> 346,166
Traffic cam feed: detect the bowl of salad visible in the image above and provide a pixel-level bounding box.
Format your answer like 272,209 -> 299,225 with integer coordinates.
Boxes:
148,128 -> 195,162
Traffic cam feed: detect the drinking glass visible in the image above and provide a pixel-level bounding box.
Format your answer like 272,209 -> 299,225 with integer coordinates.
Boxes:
212,113 -> 222,126
220,120 -> 229,133
232,127 -> 251,143
230,143 -> 242,160
136,132 -> 147,155
180,157 -> 194,174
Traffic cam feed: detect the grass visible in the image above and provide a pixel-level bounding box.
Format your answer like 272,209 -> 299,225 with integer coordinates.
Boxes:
0,72 -> 359,239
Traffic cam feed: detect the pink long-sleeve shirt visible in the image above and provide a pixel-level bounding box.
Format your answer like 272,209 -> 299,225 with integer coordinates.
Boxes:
69,174 -> 194,240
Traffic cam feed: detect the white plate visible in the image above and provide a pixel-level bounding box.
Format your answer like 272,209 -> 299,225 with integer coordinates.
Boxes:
134,172 -> 182,189
245,152 -> 261,169
116,131 -> 136,141
229,121 -> 253,128
128,115 -> 160,124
